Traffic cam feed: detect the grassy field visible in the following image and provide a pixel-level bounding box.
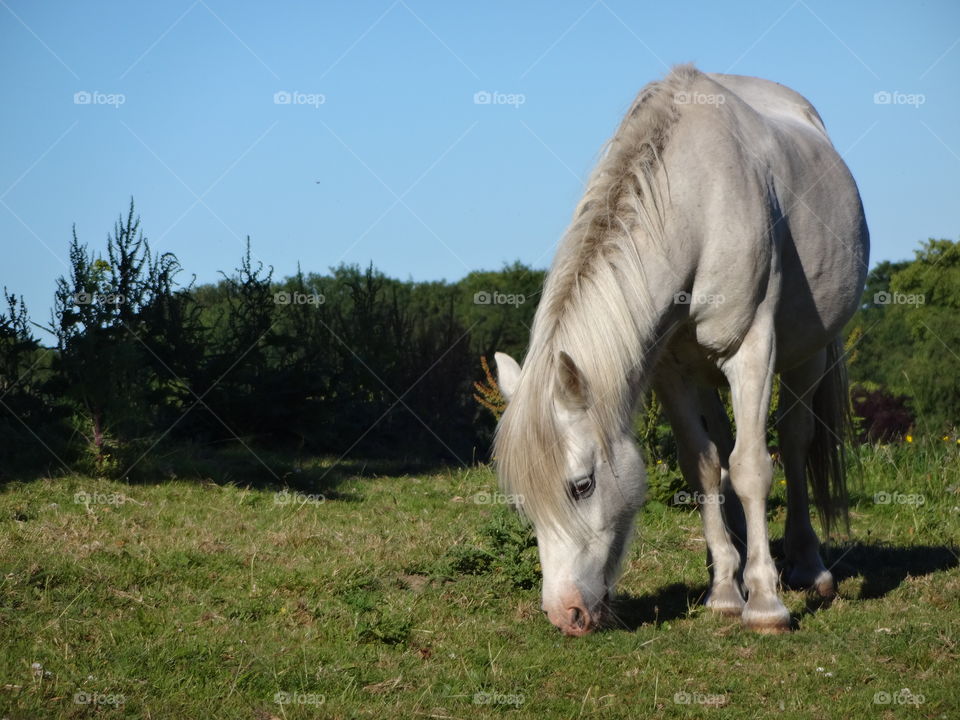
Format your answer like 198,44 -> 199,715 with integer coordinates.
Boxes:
1,441 -> 958,719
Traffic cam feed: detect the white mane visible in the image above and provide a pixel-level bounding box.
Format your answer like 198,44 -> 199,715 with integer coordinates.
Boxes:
494,64 -> 702,534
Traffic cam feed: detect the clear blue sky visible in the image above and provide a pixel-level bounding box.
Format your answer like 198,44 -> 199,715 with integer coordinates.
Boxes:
2,0 -> 958,341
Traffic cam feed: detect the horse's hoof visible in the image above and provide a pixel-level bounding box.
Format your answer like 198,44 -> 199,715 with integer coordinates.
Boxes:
705,583 -> 746,616
787,567 -> 836,599
811,571 -> 837,599
741,596 -> 791,633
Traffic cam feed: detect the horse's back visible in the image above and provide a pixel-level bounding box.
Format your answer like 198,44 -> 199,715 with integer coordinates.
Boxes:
706,73 -> 829,139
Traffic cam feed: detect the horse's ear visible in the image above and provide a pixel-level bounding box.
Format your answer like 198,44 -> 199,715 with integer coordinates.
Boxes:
494,352 -> 521,402
556,351 -> 589,410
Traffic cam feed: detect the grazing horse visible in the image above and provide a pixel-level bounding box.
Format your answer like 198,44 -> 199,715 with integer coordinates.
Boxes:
494,64 -> 868,636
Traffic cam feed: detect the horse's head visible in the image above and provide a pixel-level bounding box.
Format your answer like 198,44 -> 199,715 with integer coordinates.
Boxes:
494,351 -> 645,636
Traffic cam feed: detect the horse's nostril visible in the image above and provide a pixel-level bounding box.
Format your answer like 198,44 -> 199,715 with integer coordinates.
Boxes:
569,606 -> 586,629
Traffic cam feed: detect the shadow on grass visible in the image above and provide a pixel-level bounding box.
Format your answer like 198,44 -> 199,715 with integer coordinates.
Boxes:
1,439 -> 454,503
601,541 -> 958,632
768,537 -> 959,601
604,582 -> 710,631
129,443 -> 454,502
785,541 -> 959,624
823,541 -> 960,599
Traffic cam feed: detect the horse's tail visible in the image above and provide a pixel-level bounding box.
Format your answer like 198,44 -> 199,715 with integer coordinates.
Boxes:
807,336 -> 852,536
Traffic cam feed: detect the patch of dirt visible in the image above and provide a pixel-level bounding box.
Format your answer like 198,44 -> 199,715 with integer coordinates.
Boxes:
398,573 -> 431,593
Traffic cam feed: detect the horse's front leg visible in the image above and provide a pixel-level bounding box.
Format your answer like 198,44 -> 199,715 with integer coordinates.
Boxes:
722,314 -> 791,633
654,371 -> 745,616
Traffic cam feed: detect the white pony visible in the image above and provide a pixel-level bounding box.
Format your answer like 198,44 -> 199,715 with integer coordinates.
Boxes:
494,65 -> 868,635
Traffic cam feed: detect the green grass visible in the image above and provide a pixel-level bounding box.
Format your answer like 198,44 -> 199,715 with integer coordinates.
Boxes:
1,441 -> 958,719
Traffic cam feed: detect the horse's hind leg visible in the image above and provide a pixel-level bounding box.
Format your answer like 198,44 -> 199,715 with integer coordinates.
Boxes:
654,370 -> 745,616
778,352 -> 836,598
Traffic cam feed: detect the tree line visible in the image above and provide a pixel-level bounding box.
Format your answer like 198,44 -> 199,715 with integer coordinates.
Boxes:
0,200 -> 542,478
845,238 -> 960,441
0,200 -> 956,480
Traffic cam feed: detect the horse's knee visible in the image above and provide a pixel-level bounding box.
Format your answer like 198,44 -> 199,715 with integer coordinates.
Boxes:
728,444 -> 773,499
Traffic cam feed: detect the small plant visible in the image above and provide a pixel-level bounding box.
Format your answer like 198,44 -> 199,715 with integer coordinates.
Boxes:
339,579 -> 381,613
645,460 -> 687,506
851,382 -> 914,442
73,413 -> 122,478
446,546 -> 494,576
473,355 -> 506,420
442,508 -> 539,589
338,579 -> 412,646
355,612 -> 412,646
480,510 -> 539,589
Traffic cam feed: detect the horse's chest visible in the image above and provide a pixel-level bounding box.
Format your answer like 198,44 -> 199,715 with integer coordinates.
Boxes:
657,327 -> 729,387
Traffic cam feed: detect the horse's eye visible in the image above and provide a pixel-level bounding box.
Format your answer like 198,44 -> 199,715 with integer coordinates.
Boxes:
569,472 -> 596,501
